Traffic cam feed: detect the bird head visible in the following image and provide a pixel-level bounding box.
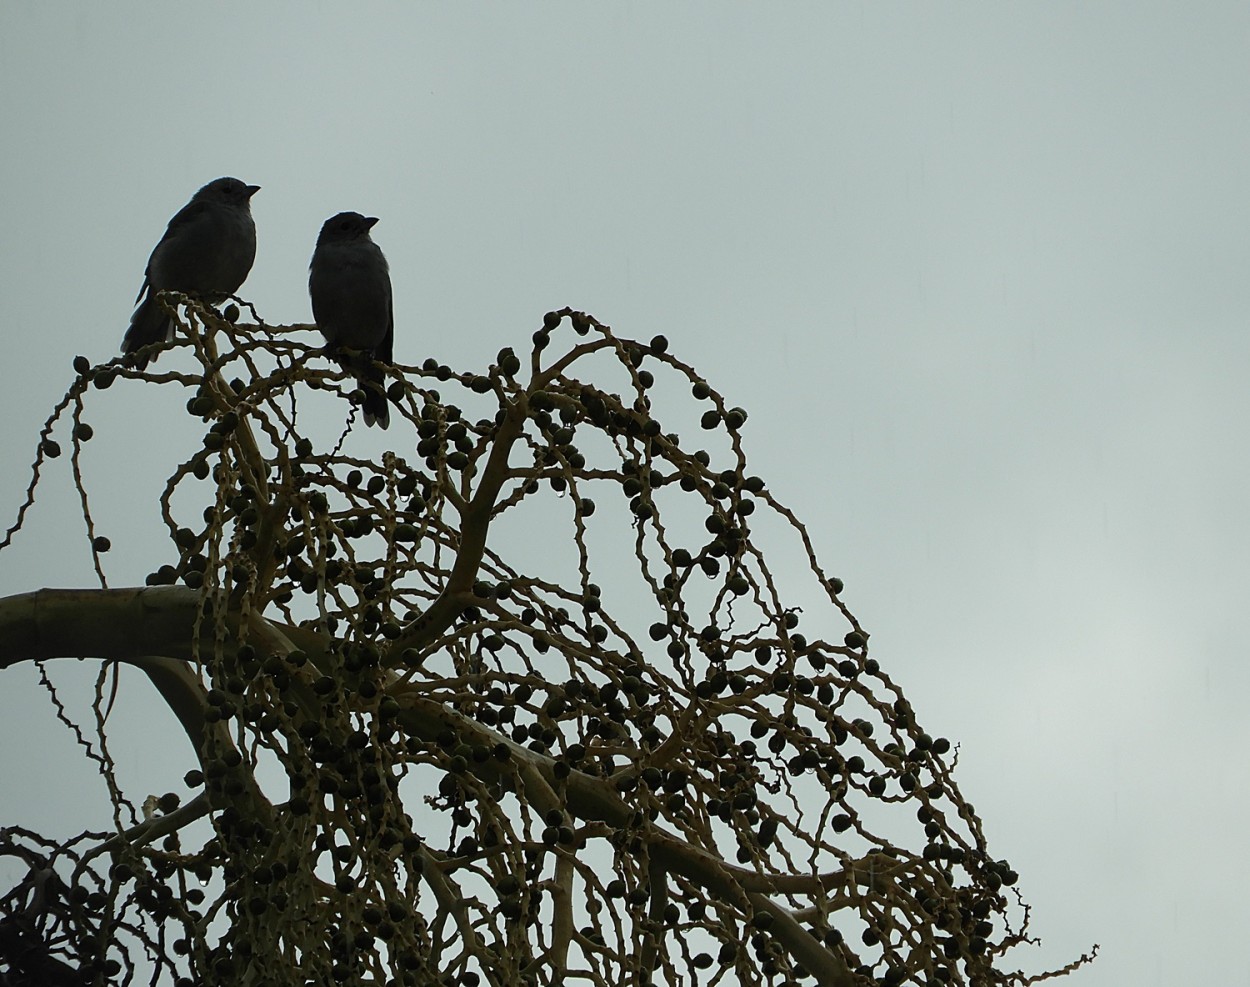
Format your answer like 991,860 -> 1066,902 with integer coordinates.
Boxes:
317,212 -> 380,244
197,177 -> 261,204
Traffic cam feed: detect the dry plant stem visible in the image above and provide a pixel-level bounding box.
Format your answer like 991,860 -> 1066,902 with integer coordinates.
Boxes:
0,305 -> 1094,987
392,394 -> 528,653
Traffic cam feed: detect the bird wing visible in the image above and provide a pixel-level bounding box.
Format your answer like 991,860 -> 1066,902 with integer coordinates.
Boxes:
377,278 -> 394,364
162,196 -> 212,237
139,197 -> 214,301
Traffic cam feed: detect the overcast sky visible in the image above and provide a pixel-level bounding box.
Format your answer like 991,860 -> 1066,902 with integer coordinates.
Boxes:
3,4 -> 1249,984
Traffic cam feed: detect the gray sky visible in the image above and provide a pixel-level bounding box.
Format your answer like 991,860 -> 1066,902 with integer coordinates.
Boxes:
3,4 -> 1249,983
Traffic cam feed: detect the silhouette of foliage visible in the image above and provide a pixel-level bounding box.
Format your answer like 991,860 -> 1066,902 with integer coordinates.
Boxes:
0,296 -> 1094,986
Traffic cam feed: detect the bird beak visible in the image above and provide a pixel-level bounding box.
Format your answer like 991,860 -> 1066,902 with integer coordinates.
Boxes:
246,185 -> 261,198
364,216 -> 380,229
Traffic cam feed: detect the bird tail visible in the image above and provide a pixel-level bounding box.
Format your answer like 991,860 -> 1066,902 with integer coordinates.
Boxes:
360,364 -> 391,429
122,293 -> 172,371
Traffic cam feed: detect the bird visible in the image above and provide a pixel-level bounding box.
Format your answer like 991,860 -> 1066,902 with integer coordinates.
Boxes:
308,211 -> 394,428
122,177 -> 260,370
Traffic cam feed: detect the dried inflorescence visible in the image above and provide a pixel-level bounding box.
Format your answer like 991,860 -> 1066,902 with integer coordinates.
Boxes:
0,299 -> 1094,986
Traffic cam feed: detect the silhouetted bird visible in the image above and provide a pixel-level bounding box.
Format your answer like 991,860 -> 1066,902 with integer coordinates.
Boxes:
122,177 -> 260,369
309,212 -> 394,428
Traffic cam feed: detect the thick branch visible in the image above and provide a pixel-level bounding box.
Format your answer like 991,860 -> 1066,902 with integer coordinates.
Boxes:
390,394 -> 530,653
0,587 -> 324,753
0,587 -> 331,668
0,587 -> 213,666
395,697 -> 856,985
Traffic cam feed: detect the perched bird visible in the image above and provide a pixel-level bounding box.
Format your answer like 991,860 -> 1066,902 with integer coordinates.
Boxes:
122,177 -> 260,369
309,211 -> 394,428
